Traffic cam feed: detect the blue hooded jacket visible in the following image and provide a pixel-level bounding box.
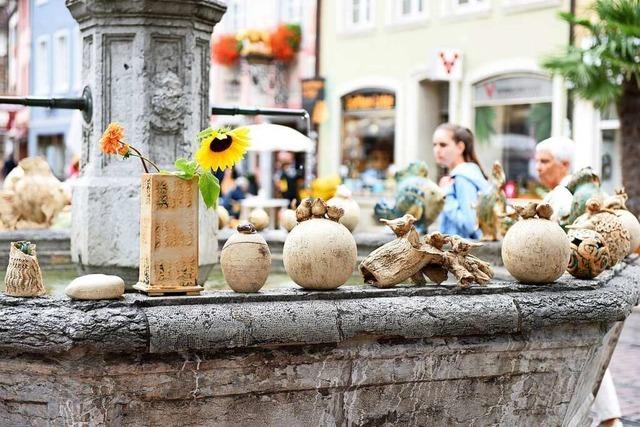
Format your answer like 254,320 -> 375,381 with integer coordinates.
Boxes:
437,162 -> 489,239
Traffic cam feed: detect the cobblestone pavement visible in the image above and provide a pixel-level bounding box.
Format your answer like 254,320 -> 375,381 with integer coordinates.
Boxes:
610,308 -> 640,425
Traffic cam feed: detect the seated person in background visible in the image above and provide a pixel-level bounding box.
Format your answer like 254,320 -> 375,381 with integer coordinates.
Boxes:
222,176 -> 249,219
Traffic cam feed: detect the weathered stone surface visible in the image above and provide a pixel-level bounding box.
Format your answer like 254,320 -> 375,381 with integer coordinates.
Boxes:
0,258 -> 638,425
0,295 -> 147,354
0,229 -> 71,268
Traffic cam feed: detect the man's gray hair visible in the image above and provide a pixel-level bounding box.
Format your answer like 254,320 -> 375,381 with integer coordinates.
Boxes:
536,136 -> 575,167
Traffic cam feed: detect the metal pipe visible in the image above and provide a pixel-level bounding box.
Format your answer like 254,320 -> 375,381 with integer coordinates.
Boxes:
0,86 -> 93,123
211,105 -> 311,136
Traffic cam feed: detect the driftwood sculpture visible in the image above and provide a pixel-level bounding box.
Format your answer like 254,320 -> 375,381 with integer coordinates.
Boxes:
359,214 -> 494,288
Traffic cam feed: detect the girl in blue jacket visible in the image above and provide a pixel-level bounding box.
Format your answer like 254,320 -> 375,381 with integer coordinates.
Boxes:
433,123 -> 489,239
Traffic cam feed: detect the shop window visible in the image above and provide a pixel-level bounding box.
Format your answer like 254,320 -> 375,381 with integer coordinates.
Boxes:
37,134 -> 65,179
473,74 -> 552,197
599,105 -> 621,195
341,89 -> 395,193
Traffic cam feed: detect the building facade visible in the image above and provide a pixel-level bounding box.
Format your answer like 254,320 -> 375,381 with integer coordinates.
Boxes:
28,0 -> 81,179
3,0 -> 29,162
211,0 -> 318,119
318,0 -> 616,197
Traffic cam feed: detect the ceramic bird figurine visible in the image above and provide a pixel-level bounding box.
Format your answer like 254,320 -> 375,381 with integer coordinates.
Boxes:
477,161 -> 507,241
296,198 -> 313,222
311,198 -> 328,218
379,214 -> 417,237
326,205 -> 344,222
449,236 -> 483,256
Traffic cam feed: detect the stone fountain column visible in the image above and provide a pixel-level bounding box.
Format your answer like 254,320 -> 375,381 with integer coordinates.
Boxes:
67,0 -> 226,283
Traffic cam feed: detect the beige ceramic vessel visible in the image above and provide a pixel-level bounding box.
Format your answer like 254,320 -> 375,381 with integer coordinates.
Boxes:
502,218 -> 570,284
327,185 -> 360,232
283,218 -> 357,290
248,208 -> 269,231
615,210 -> 640,254
220,224 -> 271,293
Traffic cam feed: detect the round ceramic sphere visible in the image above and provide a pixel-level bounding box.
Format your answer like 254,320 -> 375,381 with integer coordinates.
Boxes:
501,218 -> 571,284
578,211 -> 630,265
327,196 -> 360,232
281,209 -> 297,232
220,229 -> 271,293
216,205 -> 230,229
283,218 -> 357,290
567,228 -> 611,279
248,208 -> 269,231
616,209 -> 640,254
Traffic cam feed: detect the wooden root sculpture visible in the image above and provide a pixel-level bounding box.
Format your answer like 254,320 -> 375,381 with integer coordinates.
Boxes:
359,215 -> 494,288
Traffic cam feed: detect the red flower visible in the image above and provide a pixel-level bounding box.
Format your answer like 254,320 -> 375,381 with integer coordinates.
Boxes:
212,34 -> 241,66
270,24 -> 301,62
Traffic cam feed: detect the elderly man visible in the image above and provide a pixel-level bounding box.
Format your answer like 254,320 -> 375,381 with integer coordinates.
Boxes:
535,136 -> 576,222
536,136 -> 622,427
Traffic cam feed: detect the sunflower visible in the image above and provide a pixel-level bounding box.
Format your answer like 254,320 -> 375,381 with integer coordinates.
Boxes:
195,127 -> 250,172
100,122 -> 129,156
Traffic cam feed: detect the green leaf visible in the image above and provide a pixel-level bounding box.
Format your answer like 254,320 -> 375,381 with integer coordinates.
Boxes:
174,158 -> 198,179
198,170 -> 220,209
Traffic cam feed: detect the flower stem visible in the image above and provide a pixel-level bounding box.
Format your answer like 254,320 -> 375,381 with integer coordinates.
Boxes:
122,143 -> 160,173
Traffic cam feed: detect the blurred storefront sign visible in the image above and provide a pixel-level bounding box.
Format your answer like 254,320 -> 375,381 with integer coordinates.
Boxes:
301,77 -> 326,125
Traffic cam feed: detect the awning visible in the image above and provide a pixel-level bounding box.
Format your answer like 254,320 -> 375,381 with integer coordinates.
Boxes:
245,124 -> 315,153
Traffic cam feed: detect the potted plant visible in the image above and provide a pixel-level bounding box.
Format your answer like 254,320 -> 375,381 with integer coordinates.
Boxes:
98,123 -> 250,296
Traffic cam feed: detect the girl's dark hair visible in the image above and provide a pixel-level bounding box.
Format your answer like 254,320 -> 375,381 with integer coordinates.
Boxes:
436,123 -> 486,178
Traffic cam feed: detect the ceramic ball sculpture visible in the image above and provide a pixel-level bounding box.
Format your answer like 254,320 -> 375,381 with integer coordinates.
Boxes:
604,188 -> 640,254
280,201 -> 298,232
570,197 -> 630,266
566,228 -> 611,279
283,198 -> 357,290
216,205 -> 230,229
248,208 -> 269,231
327,185 -> 361,232
501,202 -> 571,284
220,223 -> 271,293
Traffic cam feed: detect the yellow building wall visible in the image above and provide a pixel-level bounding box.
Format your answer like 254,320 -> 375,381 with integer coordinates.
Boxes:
318,0 -> 573,177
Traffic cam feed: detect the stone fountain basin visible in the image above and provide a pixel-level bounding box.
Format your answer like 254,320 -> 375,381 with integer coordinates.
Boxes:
0,257 -> 638,426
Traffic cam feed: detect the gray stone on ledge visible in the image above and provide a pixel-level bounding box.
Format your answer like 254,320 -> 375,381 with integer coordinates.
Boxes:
0,256 -> 637,356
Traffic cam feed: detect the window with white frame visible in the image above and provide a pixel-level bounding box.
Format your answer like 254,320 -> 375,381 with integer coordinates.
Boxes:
504,0 -> 558,7
35,36 -> 50,95
53,30 -> 69,93
223,0 -> 246,33
73,25 -> 82,90
393,0 -> 426,22
345,0 -> 374,30
451,0 -> 489,14
280,0 -> 303,23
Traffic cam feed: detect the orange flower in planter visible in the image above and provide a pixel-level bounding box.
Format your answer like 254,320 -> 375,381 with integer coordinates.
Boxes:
99,122 -> 159,173
99,122 -> 128,156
